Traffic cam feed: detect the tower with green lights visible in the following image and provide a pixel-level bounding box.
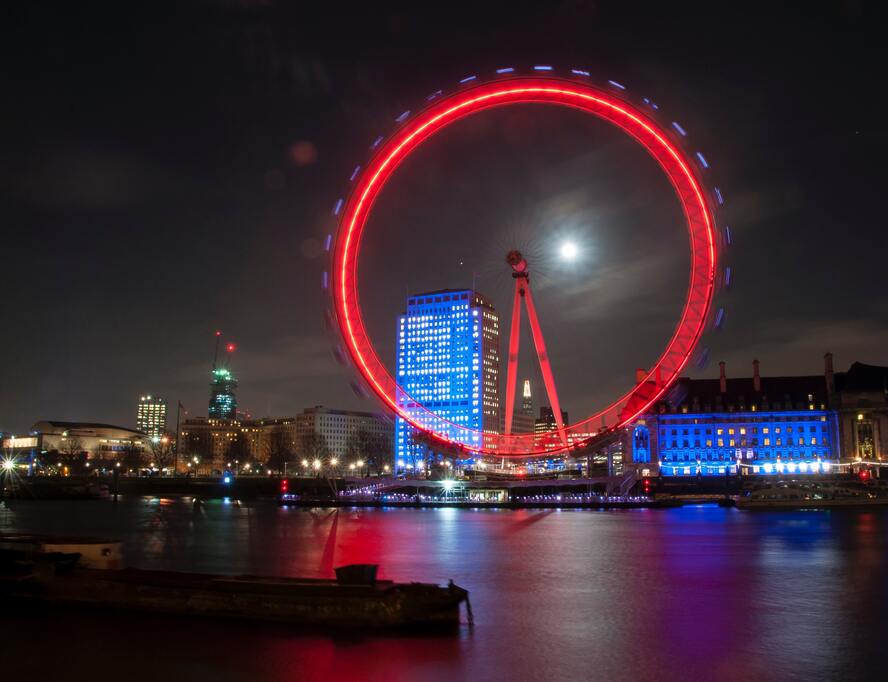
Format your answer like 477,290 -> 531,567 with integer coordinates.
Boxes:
208,331 -> 238,420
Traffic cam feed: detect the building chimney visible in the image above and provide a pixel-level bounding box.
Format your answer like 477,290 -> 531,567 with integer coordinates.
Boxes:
635,368 -> 647,384
753,359 -> 761,392
719,361 -> 727,394
824,352 -> 835,404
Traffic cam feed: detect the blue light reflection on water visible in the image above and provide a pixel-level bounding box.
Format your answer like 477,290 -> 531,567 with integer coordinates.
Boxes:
1,498 -> 887,681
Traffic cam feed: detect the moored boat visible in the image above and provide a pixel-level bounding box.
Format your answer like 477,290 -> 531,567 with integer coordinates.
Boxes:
736,482 -> 888,510
0,536 -> 469,630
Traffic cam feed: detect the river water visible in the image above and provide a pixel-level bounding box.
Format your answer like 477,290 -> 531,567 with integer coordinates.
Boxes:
1,497 -> 886,681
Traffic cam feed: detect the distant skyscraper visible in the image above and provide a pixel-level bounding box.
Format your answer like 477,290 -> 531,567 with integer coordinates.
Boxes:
534,405 -> 569,450
137,395 -> 167,439
512,379 -> 535,433
208,332 -> 238,421
395,289 -> 500,468
505,379 -> 536,434
209,366 -> 237,420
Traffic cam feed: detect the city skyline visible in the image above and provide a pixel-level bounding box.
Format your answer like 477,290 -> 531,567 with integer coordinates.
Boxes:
4,7 -> 888,679
2,4 -> 887,436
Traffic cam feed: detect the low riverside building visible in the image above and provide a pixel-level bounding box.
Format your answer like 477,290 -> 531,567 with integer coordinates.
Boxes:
178,417 -> 241,471
178,407 -> 393,471
625,354 -> 887,477
291,406 -> 393,460
830,359 -> 888,461
239,408 -> 393,463
2,421 -> 148,462
240,417 -> 299,463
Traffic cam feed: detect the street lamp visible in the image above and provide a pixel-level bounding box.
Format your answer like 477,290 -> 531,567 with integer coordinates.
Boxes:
312,459 -> 321,471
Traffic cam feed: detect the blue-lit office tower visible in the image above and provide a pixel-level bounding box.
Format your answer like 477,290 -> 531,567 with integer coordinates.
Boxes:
209,366 -> 237,420
395,289 -> 500,469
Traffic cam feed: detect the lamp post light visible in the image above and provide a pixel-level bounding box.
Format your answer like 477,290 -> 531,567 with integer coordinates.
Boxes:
174,400 -> 183,475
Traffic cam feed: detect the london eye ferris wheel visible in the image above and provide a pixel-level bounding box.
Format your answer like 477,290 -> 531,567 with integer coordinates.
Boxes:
324,67 -> 729,460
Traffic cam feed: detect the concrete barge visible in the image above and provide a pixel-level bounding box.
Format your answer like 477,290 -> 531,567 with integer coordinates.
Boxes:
0,537 -> 469,630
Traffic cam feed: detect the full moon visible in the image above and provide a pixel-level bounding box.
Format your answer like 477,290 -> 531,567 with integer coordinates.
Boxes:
559,241 -> 579,261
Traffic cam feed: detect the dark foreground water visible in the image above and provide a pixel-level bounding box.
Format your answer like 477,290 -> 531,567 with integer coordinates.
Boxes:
1,497 -> 887,681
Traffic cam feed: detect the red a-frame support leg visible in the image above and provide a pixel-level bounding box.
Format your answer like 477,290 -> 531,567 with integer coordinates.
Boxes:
503,274 -> 567,446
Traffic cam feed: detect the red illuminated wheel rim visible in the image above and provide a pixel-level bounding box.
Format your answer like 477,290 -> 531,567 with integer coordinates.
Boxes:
332,76 -> 719,457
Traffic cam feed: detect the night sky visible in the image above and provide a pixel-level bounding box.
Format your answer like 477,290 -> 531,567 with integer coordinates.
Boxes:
3,2 -> 886,433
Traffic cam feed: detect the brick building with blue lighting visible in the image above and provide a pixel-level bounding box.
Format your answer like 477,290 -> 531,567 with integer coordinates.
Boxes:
628,356 -> 866,477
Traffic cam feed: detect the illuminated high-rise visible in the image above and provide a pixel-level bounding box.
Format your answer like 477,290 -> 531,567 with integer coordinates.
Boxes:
209,367 -> 237,420
136,395 -> 167,439
207,332 -> 238,421
395,289 -> 500,469
513,379 -> 536,433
